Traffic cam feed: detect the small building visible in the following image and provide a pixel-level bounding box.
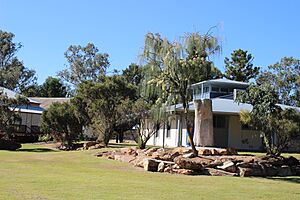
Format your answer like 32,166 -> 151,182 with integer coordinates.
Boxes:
0,87 -> 44,142
146,79 -> 300,151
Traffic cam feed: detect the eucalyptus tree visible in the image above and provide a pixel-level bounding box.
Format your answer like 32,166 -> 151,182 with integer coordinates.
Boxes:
224,49 -> 260,82
257,57 -> 300,106
142,30 -> 221,155
58,43 -> 110,86
0,29 -> 37,93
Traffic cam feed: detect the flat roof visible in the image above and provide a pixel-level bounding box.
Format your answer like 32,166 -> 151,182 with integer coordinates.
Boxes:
169,98 -> 300,114
191,78 -> 250,88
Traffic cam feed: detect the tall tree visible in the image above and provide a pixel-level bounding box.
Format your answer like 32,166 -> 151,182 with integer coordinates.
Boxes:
39,76 -> 68,97
73,75 -> 136,146
58,43 -> 110,86
0,30 -> 37,93
224,49 -> 260,82
142,31 -> 222,155
257,57 -> 300,106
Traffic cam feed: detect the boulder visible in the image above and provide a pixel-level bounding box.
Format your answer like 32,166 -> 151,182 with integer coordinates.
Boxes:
114,154 -> 136,163
238,166 -> 264,177
0,139 -> 21,150
226,148 -> 238,155
130,156 -> 146,168
174,169 -> 194,175
278,165 -> 292,176
172,147 -> 193,155
145,148 -> 159,156
198,149 -> 212,156
164,166 -> 173,173
285,156 -> 300,166
157,162 -> 165,172
217,161 -> 237,173
182,152 -> 195,158
291,165 -> 300,176
204,168 -> 238,176
143,158 -> 160,172
174,157 -> 203,171
83,141 -> 98,150
211,149 -> 220,156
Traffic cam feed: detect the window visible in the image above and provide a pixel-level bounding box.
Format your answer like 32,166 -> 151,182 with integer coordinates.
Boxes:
203,87 -> 209,93
220,88 -> 228,93
213,115 -> 227,128
212,87 -> 219,92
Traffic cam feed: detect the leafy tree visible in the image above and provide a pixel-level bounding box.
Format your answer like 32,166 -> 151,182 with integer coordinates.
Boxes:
257,57 -> 300,106
224,49 -> 260,82
39,76 -> 68,97
58,43 -> 109,86
22,76 -> 69,97
237,84 -> 300,156
40,102 -> 82,150
142,31 -> 221,155
0,89 -> 29,139
73,75 -> 136,146
0,29 -> 37,93
122,63 -> 144,86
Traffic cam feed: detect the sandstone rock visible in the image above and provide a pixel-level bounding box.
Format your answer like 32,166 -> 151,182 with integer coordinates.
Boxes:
263,165 -> 278,176
170,152 -> 181,160
130,156 -> 146,168
157,162 -> 165,172
145,148 -> 158,156
174,157 -> 203,171
238,166 -> 264,177
143,158 -> 160,172
114,154 -> 136,163
278,165 -> 292,176
198,149 -> 212,156
217,161 -> 237,173
255,156 -> 285,166
218,149 -> 229,155
172,147 -> 193,154
172,164 -> 180,169
164,166 -> 173,173
211,149 -> 220,155
182,152 -> 195,158
226,147 -> 238,155
205,168 -> 237,176
285,156 -> 300,166
83,141 -> 98,150
174,169 -> 194,175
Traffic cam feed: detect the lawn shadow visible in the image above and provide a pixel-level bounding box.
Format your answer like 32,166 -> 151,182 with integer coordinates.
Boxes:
17,148 -> 58,153
267,177 -> 300,184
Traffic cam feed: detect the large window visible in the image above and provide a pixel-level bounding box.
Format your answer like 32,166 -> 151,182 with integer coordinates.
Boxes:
213,115 -> 227,128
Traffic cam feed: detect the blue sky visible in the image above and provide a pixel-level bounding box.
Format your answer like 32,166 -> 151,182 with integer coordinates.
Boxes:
1,0 -> 300,83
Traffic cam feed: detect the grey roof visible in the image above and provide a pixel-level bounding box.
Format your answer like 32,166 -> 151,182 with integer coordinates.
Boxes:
169,98 -> 300,114
0,86 -> 40,104
191,78 -> 250,88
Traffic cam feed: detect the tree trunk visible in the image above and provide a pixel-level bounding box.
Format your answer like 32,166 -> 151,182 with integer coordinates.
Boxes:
185,113 -> 198,156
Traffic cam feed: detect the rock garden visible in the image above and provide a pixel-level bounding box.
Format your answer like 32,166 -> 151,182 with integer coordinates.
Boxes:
95,147 -> 300,177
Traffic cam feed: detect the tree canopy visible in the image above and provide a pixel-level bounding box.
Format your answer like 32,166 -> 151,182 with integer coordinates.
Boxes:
0,29 -> 37,93
58,43 -> 110,86
224,49 -> 260,82
257,57 -> 300,106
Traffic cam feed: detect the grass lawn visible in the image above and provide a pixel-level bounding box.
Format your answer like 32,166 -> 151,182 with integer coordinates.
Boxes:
0,143 -> 299,200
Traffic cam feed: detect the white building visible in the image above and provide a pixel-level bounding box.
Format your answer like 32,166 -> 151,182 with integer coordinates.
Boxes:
147,79 -> 300,151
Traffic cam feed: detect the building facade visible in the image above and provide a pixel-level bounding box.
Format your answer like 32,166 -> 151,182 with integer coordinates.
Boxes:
147,79 -> 300,151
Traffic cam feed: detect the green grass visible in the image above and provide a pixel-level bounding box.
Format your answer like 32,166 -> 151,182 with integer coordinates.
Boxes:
0,143 -> 299,200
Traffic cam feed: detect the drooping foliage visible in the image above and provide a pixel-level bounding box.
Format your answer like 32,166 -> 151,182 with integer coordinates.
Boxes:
141,30 -> 222,154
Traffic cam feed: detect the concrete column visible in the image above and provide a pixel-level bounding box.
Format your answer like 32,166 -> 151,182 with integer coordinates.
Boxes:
194,99 -> 214,146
